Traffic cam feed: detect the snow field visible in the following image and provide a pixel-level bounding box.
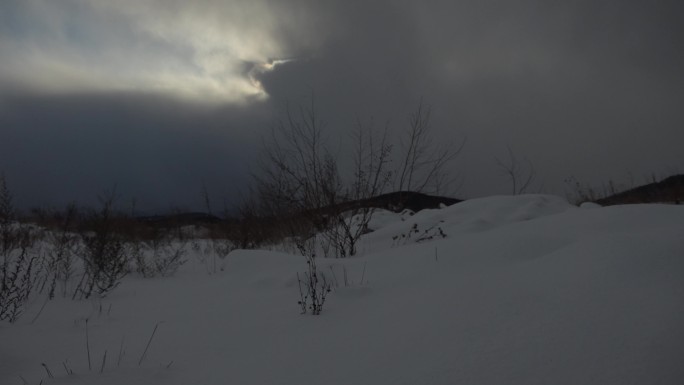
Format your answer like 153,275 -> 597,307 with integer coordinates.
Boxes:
2,195 -> 683,384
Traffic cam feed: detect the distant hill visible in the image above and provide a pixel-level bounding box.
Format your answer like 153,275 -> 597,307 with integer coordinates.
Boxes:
136,211 -> 223,225
595,174 -> 684,205
348,191 -> 462,212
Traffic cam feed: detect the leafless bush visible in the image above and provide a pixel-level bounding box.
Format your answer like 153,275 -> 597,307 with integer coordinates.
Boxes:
320,118 -> 392,257
496,146 -> 537,195
0,174 -> 17,255
254,99 -> 461,258
254,99 -> 341,256
233,192 -> 270,250
200,196 -> 237,270
391,221 -> 447,246
73,192 -> 129,299
39,204 -> 80,299
140,229 -> 187,278
0,175 -> 41,322
130,236 -> 151,278
394,101 -> 466,194
564,176 -> 614,204
1,227 -> 40,322
297,253 -> 331,315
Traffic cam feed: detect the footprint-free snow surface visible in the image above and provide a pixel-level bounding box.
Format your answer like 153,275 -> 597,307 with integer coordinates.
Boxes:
2,195 -> 683,384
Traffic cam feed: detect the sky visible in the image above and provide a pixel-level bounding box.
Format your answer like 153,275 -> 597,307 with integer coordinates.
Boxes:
1,0 -> 683,212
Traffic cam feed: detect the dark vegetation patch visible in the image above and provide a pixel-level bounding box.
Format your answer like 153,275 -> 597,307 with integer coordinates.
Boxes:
595,174 -> 684,206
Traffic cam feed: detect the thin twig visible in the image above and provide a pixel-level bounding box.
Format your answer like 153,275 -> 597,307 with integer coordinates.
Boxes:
117,335 -> 126,367
296,272 -> 307,314
41,363 -> 54,378
62,360 -> 74,376
62,360 -> 74,375
85,318 -> 92,371
30,298 -> 49,325
100,350 -> 107,373
328,265 -> 339,288
360,262 -> 367,284
138,322 -> 162,366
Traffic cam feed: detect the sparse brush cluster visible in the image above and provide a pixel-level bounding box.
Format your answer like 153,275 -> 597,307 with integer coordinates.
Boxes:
132,226 -> 188,279
35,317 -> 167,382
297,253 -> 331,315
74,194 -> 130,299
0,226 -> 41,322
243,100 -> 463,261
0,176 -> 41,322
392,221 -> 447,246
0,177 -> 234,324
40,204 -> 79,299
224,100 -> 464,315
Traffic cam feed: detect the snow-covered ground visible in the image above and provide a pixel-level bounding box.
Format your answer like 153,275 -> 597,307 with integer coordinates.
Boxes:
2,195 -> 683,384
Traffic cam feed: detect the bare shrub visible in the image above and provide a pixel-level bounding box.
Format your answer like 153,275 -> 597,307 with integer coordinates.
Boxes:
129,218 -> 189,278
200,194 -> 236,271
320,118 -> 392,257
141,228 -> 187,278
0,174 -> 16,255
391,221 -> 447,247
564,176 -> 613,205
0,227 -> 40,322
254,99 -> 464,258
39,204 -> 80,299
496,145 -> 537,195
233,192 -> 269,250
297,253 -> 331,315
394,101 -> 466,194
0,175 -> 41,322
74,192 -> 129,299
254,99 -> 340,256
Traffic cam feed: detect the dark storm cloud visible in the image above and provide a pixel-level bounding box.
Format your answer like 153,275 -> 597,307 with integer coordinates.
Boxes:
0,89 -> 269,211
260,0 -> 684,195
1,0 -> 683,210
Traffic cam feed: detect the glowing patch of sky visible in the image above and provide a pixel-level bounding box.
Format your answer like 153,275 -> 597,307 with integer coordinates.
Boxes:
0,0 -> 327,103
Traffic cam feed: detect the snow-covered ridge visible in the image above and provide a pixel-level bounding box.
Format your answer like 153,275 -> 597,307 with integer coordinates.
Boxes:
362,194 -> 574,253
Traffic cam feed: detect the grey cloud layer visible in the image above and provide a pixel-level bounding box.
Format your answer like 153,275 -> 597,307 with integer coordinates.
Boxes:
1,0 -> 683,209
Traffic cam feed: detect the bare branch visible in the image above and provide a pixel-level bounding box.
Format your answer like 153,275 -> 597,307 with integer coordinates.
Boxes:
495,145 -> 536,195
395,101 -> 465,194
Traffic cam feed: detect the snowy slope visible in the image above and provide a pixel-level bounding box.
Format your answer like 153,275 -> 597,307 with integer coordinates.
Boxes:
2,195 -> 683,385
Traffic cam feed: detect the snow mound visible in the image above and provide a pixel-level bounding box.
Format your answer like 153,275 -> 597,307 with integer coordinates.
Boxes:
365,194 -> 575,251
365,208 -> 414,231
